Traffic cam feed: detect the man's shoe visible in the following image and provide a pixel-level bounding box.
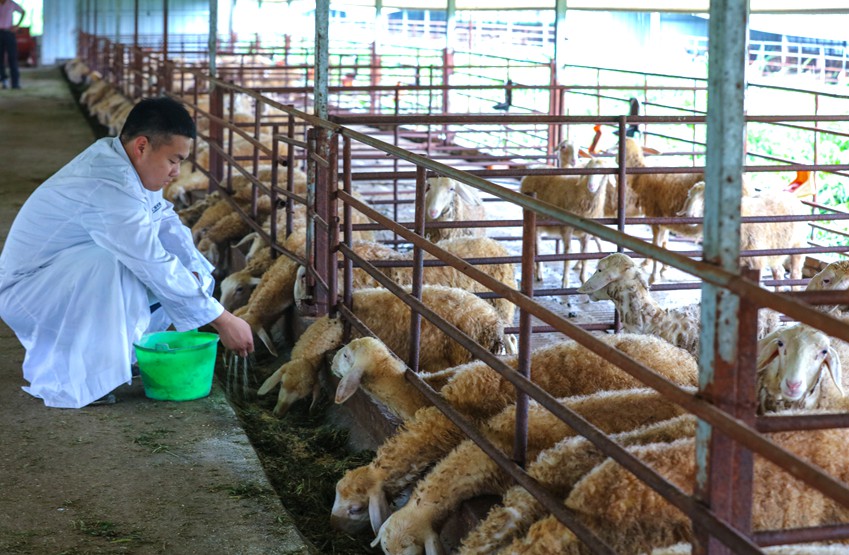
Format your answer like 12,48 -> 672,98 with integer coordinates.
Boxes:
11,84 -> 20,89
0,80 -> 7,90
89,393 -> 117,406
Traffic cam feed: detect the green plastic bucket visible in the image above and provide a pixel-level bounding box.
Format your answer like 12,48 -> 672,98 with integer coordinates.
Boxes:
133,330 -> 219,401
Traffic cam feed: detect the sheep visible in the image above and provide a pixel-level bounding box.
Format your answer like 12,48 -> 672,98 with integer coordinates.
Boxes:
679,181 -> 807,291
231,228 -> 309,354
177,191 -> 221,227
805,259 -> 849,314
519,158 -> 615,288
332,337 -> 460,422
457,414 -> 697,555
578,252 -> 781,358
624,138 -> 751,284
256,316 -> 344,413
258,285 -> 513,416
756,323 -> 847,414
295,236 -> 517,326
330,333 -> 698,534
649,542 -> 849,554
373,388 -> 691,555
515,426 -> 849,554
424,177 -> 487,243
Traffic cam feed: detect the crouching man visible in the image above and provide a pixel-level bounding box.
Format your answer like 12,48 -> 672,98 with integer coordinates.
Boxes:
0,97 -> 253,408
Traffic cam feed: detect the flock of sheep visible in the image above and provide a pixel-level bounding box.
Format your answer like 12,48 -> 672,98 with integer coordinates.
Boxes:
63,56 -> 849,554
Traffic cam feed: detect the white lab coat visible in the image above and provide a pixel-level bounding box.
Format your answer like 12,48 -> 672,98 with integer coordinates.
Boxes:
0,137 -> 222,408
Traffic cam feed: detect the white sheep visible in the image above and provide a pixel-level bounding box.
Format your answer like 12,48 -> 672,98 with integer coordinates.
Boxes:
457,414 -> 697,555
296,236 -> 517,326
258,285 -> 513,416
330,333 -> 698,535
578,252 -> 781,358
756,323 -> 846,414
424,177 -> 487,243
679,181 -> 807,291
519,158 -> 615,288
516,426 -> 849,554
625,138 -> 752,284
805,259 -> 849,314
373,387 -> 691,555
649,542 -> 849,554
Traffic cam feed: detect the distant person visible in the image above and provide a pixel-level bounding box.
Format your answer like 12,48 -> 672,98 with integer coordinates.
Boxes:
0,97 -> 255,408
0,0 -> 24,89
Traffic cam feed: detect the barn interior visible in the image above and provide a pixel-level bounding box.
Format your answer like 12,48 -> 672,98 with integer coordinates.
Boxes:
3,1 -> 849,554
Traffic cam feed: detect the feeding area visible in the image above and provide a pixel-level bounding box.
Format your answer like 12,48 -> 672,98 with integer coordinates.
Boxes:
51,3 -> 849,553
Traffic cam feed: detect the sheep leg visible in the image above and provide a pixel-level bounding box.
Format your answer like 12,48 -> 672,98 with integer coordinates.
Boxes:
648,227 -> 668,285
560,228 -> 574,290
533,234 -> 543,282
789,253 -> 803,291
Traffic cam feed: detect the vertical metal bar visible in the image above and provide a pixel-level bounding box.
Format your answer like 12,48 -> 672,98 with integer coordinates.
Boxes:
270,124 -> 280,261
514,202 -> 536,468
326,133 -> 340,319
305,129 -> 316,316
408,167 -> 428,374
340,136 -> 353,322
162,0 -> 168,64
133,0 -> 138,50
209,0 -> 217,79
208,85 -> 224,194
694,0 -> 750,553
314,0 -> 329,120
286,113 -> 296,238
313,127 -> 330,317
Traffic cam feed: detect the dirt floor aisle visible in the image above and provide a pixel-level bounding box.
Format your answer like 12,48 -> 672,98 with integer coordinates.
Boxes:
0,66 -> 313,555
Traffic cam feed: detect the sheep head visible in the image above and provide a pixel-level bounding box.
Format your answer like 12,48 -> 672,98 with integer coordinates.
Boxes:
756,325 -> 843,413
555,139 -> 578,168
293,265 -> 309,309
373,510 -> 444,555
677,181 -> 706,219
331,465 -> 391,535
424,177 -> 482,221
805,260 -> 849,313
219,271 -> 262,312
578,253 -> 641,301
584,158 -> 612,195
256,358 -> 316,416
332,337 -> 394,403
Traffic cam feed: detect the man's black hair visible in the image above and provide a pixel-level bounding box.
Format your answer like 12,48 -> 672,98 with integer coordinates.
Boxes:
120,96 -> 196,146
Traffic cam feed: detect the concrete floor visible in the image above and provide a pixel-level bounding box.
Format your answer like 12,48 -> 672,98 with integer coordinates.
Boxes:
0,66 -> 314,555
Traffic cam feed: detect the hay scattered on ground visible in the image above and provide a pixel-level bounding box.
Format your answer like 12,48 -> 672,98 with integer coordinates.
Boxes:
220,354 -> 379,554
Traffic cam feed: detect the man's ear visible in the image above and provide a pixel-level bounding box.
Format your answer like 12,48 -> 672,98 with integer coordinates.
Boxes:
128,135 -> 149,161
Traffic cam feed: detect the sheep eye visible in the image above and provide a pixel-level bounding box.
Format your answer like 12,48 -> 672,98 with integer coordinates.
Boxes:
348,505 -> 365,515
822,349 -> 829,356
776,340 -> 784,348
823,278 -> 831,285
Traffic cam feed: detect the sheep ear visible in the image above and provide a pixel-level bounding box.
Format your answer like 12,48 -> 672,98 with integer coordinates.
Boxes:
455,182 -> 483,206
756,336 -> 781,372
309,380 -> 324,413
369,490 -> 391,535
826,347 -> 845,396
335,365 -> 366,404
424,531 -> 446,555
234,231 -> 258,250
257,365 -> 284,396
257,327 -> 278,358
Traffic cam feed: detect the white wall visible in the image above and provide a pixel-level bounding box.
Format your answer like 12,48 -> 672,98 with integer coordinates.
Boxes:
40,0 -> 77,65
